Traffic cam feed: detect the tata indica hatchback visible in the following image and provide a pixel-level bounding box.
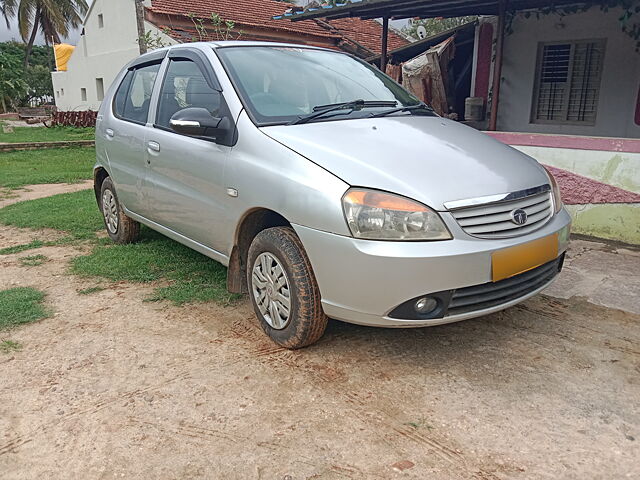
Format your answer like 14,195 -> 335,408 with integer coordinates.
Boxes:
95,41 -> 571,348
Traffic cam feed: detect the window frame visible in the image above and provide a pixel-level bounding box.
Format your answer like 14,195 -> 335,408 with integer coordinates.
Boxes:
152,53 -> 230,138
112,62 -> 162,126
530,38 -> 606,126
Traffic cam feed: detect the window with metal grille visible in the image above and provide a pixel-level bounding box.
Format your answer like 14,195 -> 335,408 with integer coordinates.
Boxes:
531,40 -> 605,125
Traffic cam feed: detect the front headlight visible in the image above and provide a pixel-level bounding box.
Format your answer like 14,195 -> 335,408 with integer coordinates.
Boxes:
543,166 -> 563,213
342,188 -> 452,241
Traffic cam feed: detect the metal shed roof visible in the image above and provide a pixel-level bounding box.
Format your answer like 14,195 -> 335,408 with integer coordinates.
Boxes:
274,0 -> 591,21
365,19 -> 478,62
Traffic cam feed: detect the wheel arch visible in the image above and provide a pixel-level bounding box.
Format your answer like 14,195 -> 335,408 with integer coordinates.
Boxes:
93,166 -> 110,204
227,208 -> 292,294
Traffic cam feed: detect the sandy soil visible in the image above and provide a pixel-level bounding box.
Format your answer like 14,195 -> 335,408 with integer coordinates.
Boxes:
0,185 -> 638,479
0,181 -> 93,209
1,120 -> 43,129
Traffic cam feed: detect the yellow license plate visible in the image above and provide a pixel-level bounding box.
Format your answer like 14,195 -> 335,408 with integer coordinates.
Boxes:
492,234 -> 559,282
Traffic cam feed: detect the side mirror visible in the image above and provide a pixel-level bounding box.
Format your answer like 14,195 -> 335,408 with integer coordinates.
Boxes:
169,107 -> 231,143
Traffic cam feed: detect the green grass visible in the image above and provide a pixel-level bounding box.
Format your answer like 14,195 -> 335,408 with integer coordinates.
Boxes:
0,187 -> 237,306
19,254 -> 48,266
0,238 -> 77,256
0,147 -> 95,188
0,287 -> 50,330
403,417 -> 434,430
0,189 -> 103,239
0,240 -> 45,255
72,229 -> 238,306
77,286 -> 104,295
0,340 -> 22,353
0,126 -> 94,143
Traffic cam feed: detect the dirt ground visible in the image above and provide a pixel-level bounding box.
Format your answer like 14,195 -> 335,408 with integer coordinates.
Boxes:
0,181 -> 93,209
1,185 -> 638,479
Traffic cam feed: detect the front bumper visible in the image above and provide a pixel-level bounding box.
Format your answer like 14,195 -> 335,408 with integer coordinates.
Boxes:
293,208 -> 571,327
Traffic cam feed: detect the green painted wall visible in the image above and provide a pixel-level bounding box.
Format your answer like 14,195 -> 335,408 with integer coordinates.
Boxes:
514,146 -> 640,194
565,204 -> 640,245
509,145 -> 640,245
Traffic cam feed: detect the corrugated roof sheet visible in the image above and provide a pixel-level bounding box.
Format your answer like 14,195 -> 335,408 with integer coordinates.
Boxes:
273,0 -> 595,21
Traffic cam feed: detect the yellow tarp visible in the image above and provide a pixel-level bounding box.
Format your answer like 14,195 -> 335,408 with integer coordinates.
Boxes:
53,43 -> 75,71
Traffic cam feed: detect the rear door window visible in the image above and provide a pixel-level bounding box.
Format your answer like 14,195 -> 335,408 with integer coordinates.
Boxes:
113,62 -> 161,124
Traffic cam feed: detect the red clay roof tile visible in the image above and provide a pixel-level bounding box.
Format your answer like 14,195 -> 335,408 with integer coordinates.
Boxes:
149,0 -> 407,54
327,17 -> 407,53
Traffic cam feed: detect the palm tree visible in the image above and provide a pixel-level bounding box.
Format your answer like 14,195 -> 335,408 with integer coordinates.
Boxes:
1,0 -> 88,66
1,0 -> 17,28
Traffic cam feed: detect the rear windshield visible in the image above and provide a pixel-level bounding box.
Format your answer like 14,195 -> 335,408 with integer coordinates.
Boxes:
216,46 -> 419,125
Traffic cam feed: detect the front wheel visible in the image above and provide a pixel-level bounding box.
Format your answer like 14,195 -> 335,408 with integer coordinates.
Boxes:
100,177 -> 140,244
247,227 -> 328,349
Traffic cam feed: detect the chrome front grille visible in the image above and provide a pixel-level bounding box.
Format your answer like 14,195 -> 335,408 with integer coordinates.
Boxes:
448,186 -> 553,238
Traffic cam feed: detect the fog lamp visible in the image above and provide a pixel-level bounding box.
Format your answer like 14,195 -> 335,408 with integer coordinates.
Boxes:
415,297 -> 438,314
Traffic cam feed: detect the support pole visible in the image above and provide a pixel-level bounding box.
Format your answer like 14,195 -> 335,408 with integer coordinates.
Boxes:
380,16 -> 389,73
135,0 -> 148,55
488,0 -> 507,131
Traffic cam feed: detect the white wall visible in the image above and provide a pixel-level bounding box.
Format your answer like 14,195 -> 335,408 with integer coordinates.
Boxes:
51,0 -> 176,111
498,7 -> 640,139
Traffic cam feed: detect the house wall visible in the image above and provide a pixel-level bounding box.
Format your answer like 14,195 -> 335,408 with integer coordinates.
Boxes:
51,0 -> 176,111
487,131 -> 640,245
497,7 -> 640,139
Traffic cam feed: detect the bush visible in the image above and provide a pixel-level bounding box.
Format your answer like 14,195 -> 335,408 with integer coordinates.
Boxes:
0,42 -> 54,112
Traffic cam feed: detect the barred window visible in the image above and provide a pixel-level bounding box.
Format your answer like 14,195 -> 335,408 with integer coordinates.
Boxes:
532,40 -> 605,125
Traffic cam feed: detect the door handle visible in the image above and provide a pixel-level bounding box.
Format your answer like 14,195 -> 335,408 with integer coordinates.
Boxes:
147,141 -> 160,152
105,128 -> 114,138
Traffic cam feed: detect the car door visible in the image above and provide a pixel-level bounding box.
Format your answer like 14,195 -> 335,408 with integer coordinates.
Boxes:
142,49 -> 234,253
105,60 -> 162,214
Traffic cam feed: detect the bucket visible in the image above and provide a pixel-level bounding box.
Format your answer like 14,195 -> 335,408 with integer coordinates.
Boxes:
465,97 -> 485,121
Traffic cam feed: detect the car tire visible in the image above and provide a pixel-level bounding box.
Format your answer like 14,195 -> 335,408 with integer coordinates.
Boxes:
100,177 -> 140,244
247,226 -> 328,349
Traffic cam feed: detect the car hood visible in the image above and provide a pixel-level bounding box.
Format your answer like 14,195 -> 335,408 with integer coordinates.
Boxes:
261,116 -> 549,211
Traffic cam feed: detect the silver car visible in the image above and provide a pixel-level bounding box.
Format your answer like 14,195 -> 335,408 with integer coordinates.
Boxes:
95,41 -> 571,348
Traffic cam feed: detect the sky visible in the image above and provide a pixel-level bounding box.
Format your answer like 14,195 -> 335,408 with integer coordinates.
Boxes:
0,2 -> 88,44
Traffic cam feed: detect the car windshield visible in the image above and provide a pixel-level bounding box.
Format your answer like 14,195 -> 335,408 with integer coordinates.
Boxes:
216,46 -> 421,126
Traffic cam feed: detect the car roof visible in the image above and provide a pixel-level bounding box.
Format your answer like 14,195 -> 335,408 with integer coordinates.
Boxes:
128,40 -> 342,71
151,40 -> 335,54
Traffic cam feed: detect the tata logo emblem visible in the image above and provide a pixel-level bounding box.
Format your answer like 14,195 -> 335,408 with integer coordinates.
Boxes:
511,208 -> 528,225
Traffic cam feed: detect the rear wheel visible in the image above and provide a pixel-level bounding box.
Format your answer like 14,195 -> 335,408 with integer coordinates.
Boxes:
100,177 -> 140,244
247,227 -> 327,349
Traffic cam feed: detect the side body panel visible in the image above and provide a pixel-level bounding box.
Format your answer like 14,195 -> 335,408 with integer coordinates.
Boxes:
96,69 -> 148,212
142,128 -> 232,251
223,111 -> 351,256
104,119 -> 149,212
138,47 -> 238,252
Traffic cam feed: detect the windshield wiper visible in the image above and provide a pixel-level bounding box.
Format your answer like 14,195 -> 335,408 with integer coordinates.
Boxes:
289,99 -> 398,125
369,103 -> 435,118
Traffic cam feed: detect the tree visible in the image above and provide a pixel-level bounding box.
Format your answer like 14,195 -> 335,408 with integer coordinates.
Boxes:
1,0 -> 17,28
0,41 -> 54,112
0,50 -> 28,112
1,0 -> 88,66
403,16 -> 477,41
